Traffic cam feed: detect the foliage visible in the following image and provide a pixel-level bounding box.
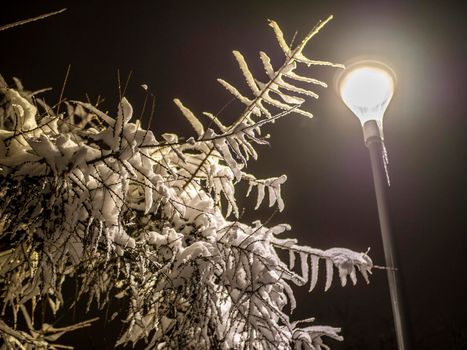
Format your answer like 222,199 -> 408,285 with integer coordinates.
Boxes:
0,16 -> 372,349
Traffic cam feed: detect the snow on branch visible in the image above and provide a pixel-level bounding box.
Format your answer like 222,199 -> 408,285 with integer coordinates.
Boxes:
0,16 -> 372,350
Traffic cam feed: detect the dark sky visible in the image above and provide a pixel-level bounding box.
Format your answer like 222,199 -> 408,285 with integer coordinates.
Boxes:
2,1 -> 466,349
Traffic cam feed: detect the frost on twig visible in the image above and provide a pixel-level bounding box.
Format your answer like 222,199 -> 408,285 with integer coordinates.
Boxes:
0,8 -> 67,32
0,17 -> 372,350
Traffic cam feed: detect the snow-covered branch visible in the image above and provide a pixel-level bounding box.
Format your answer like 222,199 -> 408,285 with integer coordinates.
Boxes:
0,17 -> 372,350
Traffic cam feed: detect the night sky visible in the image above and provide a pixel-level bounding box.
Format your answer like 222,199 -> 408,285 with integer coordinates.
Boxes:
2,1 -> 466,349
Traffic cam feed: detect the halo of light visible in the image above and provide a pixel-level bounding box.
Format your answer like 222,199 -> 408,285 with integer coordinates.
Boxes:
338,60 -> 396,125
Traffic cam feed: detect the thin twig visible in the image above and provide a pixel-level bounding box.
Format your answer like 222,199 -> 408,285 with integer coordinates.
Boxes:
0,8 -> 67,32
56,64 -> 71,115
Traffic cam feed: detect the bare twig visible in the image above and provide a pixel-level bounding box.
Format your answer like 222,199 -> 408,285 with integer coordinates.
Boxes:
0,8 -> 67,32
56,64 -> 71,115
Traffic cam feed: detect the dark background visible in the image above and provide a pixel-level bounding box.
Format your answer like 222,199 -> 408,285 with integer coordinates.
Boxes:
1,1 -> 466,349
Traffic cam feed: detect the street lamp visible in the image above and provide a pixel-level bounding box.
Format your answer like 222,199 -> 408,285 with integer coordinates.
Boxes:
338,61 -> 411,350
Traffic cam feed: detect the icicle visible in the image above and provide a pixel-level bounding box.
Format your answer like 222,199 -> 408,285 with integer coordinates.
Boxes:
349,265 -> 357,286
255,184 -> 265,210
274,182 -> 285,212
268,185 -> 277,207
338,266 -> 348,287
246,182 -> 254,197
144,177 -> 153,214
309,255 -> 319,292
299,252 -> 309,283
281,281 -> 296,312
324,258 -> 334,291
289,250 -> 296,270
382,142 -> 391,186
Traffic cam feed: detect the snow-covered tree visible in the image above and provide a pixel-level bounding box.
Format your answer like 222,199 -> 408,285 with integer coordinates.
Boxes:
0,16 -> 373,349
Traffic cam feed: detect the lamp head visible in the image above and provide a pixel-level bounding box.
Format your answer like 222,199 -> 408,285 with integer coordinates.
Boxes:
338,60 -> 396,129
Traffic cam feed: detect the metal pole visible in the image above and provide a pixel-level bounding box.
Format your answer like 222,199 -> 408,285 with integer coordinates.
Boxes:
363,120 -> 411,350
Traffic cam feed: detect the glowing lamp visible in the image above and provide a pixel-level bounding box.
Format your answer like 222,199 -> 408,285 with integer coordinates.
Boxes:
339,61 -> 395,141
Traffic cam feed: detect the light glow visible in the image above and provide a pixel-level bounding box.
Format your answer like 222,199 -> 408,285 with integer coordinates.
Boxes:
339,62 -> 395,125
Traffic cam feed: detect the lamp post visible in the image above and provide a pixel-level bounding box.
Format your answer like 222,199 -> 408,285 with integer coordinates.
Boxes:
338,61 -> 411,350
